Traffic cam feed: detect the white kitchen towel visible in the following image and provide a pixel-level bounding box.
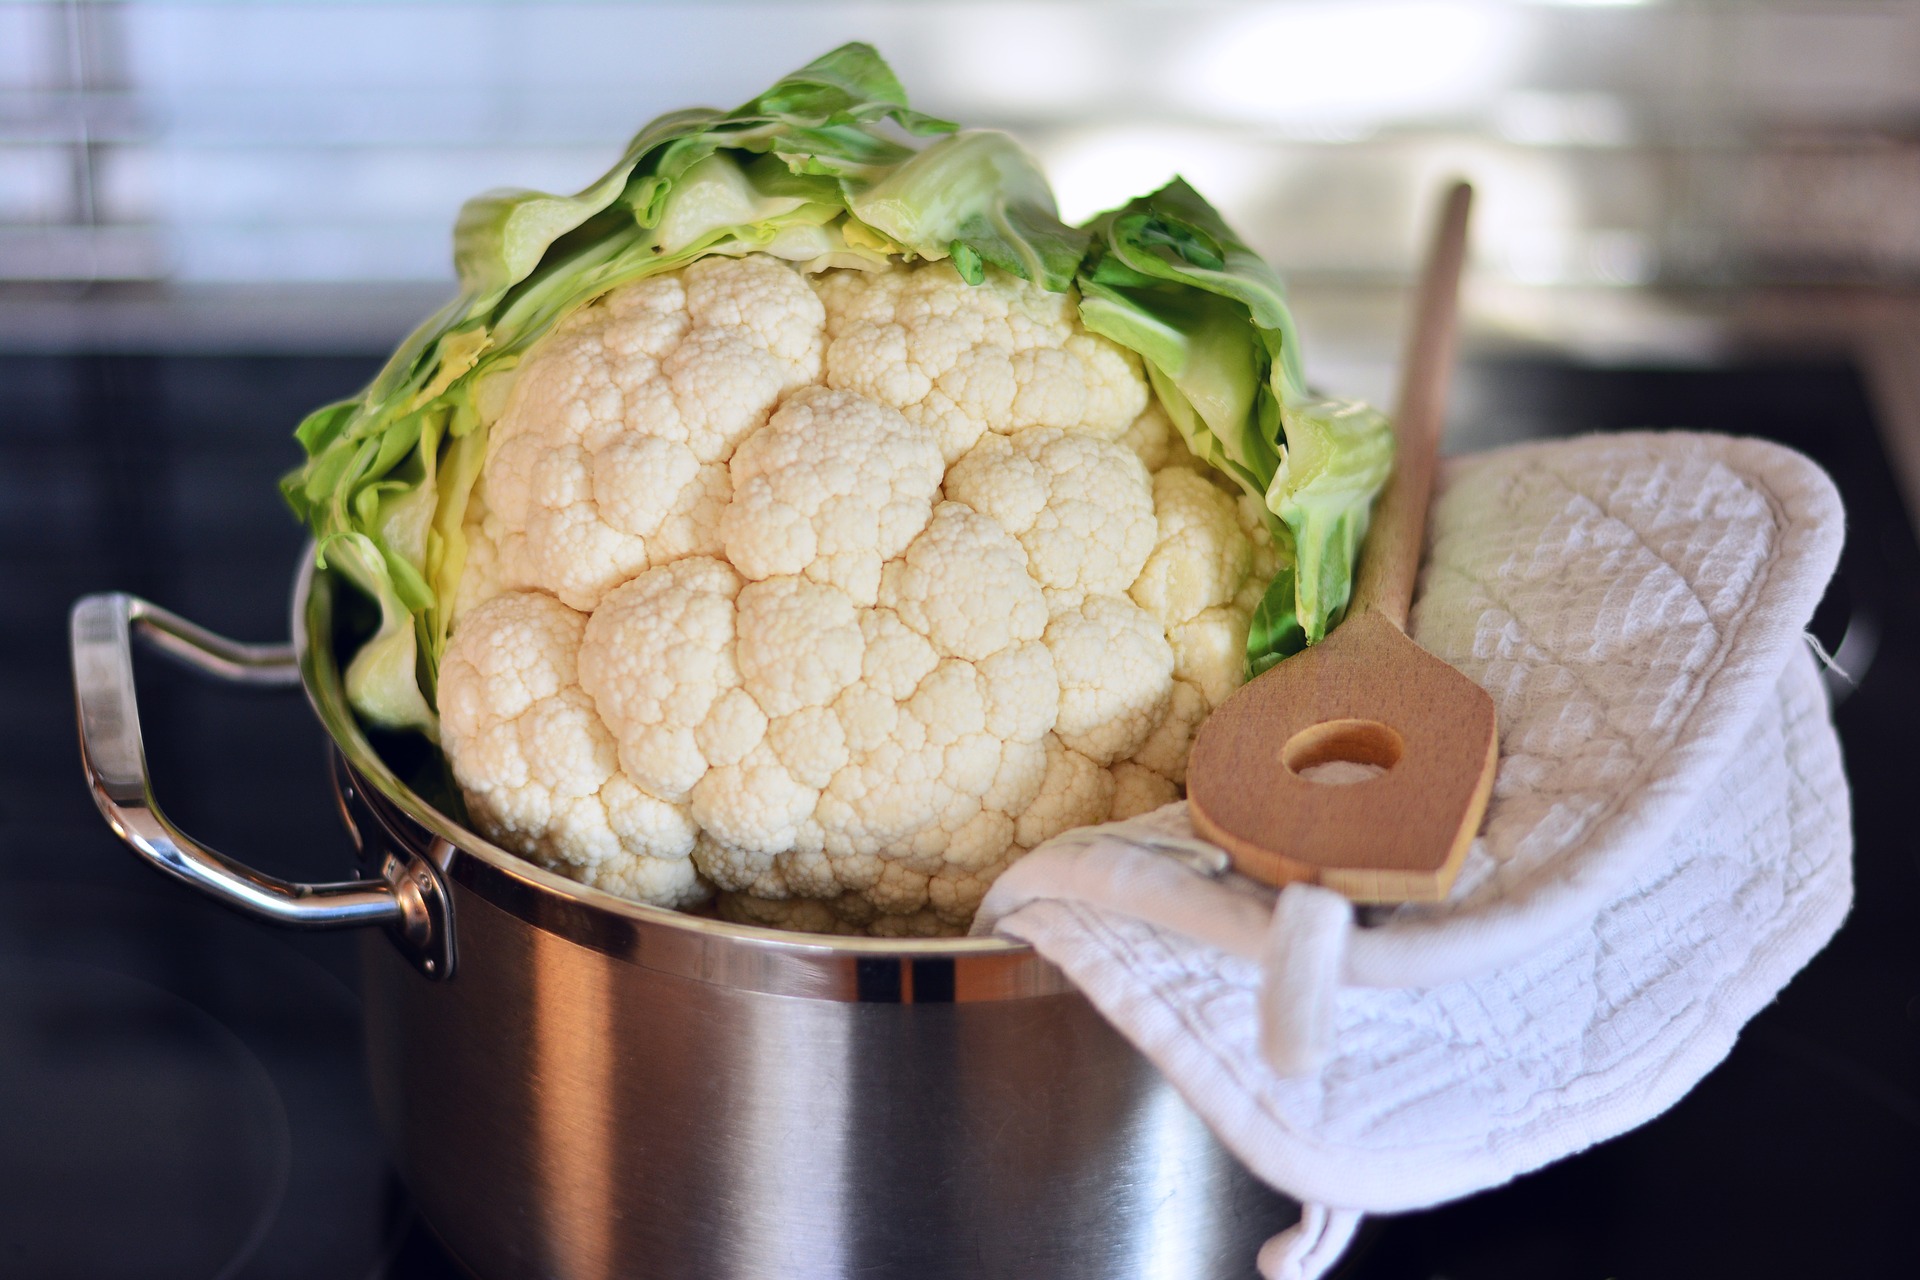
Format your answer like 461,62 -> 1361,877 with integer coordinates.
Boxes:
973,432 -> 1851,1277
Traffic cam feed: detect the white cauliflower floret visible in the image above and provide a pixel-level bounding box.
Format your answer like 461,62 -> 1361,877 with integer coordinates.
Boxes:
734,576 -> 866,719
816,665 -> 1005,860
1168,607 -> 1253,711
1130,679 -> 1210,785
682,575 -> 869,862
440,591 -> 703,906
1014,734 -> 1115,849
437,256 -> 1268,936
944,428 -> 1157,610
1131,467 -> 1257,708
1130,468 -> 1252,630
1117,400 -> 1179,473
976,641 -> 1058,743
1111,760 -> 1181,821
1235,491 -> 1286,614
879,501 -> 1048,661
474,256 -> 824,613
578,557 -> 752,802
722,386 -> 944,605
691,737 -> 818,859
1044,594 -> 1175,765
815,264 -> 1149,461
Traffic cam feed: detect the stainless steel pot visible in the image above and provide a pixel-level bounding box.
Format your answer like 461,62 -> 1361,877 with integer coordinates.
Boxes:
71,561 -> 1298,1279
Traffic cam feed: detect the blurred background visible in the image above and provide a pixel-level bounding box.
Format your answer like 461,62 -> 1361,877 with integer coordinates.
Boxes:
4,0 -> 1920,367
6,4 -> 1919,1278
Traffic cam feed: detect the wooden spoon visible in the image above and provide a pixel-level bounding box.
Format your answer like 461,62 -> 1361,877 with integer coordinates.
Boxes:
1185,181 -> 1495,903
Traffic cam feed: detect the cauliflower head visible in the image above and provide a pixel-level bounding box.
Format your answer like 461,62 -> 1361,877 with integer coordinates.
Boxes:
439,254 -> 1266,934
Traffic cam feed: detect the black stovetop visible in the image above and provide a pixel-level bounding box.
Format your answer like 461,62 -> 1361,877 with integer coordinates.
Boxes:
3,353 -> 1916,1279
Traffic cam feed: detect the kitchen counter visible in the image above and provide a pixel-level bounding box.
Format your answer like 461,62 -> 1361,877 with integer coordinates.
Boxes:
2,351 -> 1915,1278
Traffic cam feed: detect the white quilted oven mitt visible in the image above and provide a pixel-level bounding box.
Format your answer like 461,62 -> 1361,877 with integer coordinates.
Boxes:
974,432 -> 1849,1279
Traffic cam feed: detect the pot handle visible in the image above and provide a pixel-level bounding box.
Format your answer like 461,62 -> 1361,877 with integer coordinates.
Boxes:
71,591 -> 427,934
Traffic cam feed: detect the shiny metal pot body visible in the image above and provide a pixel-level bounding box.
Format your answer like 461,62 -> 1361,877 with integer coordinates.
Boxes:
71,565 -> 1296,1279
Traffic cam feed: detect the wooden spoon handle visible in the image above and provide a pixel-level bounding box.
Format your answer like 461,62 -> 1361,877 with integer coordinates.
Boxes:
1188,181 -> 1491,902
1346,181 -> 1473,631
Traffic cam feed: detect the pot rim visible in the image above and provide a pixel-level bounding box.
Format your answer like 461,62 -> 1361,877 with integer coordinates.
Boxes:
292,552 -> 1074,1001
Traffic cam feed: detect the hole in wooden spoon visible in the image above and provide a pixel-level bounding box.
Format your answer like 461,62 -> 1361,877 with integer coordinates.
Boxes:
1282,719 -> 1403,785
